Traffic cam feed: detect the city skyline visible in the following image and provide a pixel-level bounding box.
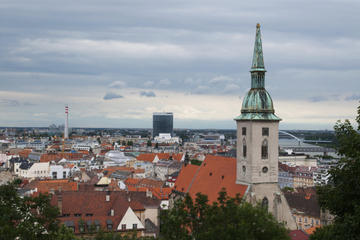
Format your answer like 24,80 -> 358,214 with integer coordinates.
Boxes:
0,1 -> 359,130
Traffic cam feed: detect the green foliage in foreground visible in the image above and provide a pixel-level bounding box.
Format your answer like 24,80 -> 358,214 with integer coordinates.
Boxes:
160,190 -> 290,240
0,181 -> 75,240
311,105 -> 360,240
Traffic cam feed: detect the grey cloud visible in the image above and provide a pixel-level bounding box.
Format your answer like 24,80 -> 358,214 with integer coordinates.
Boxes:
308,95 -> 339,102
345,94 -> 360,101
140,91 -> 156,97
0,0 -> 360,128
109,80 -> 126,89
103,92 -> 123,100
0,99 -> 20,107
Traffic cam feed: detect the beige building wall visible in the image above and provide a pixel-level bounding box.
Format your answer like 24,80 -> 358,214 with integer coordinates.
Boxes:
236,120 -> 297,230
236,121 -> 279,185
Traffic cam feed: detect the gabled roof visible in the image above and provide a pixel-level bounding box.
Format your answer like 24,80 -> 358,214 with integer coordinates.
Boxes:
137,153 -> 157,162
289,230 -> 309,240
283,188 -> 320,218
27,179 -> 78,196
174,155 -> 248,203
137,153 -> 184,163
52,191 -> 144,218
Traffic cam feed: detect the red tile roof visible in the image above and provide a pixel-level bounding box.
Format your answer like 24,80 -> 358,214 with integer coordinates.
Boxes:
174,155 -> 248,203
136,153 -> 156,162
136,153 -> 184,163
40,152 -> 86,162
289,230 -> 309,240
29,179 -> 78,196
19,149 -> 32,158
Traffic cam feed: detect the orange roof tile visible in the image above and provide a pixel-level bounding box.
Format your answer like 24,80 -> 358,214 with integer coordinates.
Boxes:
19,149 -> 32,158
304,226 -> 319,235
136,153 -> 157,162
32,179 -> 78,196
174,155 -> 248,203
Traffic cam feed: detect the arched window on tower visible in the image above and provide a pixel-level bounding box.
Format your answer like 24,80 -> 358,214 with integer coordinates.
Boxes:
262,197 -> 269,210
261,139 -> 268,159
242,138 -> 247,158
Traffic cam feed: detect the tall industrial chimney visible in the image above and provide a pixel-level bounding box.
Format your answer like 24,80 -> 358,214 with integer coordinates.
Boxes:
64,105 -> 69,139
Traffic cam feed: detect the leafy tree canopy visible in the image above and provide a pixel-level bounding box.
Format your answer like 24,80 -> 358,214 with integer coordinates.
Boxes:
160,190 -> 290,240
0,181 -> 75,240
311,105 -> 360,240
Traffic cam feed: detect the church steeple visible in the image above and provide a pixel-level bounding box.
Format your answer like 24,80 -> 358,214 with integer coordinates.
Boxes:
234,23 -> 280,121
250,23 -> 266,89
251,23 -> 266,72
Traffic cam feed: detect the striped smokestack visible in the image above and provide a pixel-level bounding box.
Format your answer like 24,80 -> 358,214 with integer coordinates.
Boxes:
64,105 -> 69,139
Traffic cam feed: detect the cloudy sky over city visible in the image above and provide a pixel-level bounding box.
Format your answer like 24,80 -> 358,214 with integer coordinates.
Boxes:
0,0 -> 359,129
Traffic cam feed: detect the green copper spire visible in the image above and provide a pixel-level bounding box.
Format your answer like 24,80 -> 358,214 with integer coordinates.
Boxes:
234,24 -> 281,122
250,23 -> 266,89
251,23 -> 266,72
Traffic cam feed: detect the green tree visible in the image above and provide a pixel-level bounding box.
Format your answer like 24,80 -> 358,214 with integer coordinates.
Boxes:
0,181 -> 76,240
311,105 -> 360,240
160,190 -> 290,240
147,140 -> 152,147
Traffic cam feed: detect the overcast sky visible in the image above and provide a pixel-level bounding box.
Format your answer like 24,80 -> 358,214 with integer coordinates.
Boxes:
0,0 -> 359,130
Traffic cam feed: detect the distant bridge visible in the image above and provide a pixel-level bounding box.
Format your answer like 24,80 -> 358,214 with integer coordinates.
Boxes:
278,131 -> 301,144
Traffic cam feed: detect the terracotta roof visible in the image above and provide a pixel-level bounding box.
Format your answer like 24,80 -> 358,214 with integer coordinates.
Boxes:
136,153 -> 156,162
52,191 -> 148,233
289,230 -> 309,240
29,179 -> 78,196
304,226 -> 319,235
40,152 -> 86,162
173,164 -> 200,193
284,188 -> 320,218
19,149 -> 32,158
137,153 -> 184,163
174,155 -> 248,203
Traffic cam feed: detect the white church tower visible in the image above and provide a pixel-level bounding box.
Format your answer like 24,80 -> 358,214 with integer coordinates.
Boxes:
235,24 -> 297,229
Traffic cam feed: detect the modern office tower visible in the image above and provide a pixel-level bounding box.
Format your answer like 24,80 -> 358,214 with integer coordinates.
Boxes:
153,112 -> 173,138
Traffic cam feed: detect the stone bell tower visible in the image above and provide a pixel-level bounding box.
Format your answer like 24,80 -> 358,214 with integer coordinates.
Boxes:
235,23 -> 297,229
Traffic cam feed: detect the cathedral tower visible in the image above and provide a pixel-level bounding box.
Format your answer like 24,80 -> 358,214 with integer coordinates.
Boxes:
235,23 -> 281,185
235,24 -> 297,229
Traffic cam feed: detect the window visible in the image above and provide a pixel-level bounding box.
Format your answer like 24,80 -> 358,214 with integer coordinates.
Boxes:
133,224 -> 137,230
261,140 -> 268,159
242,127 -> 246,135
63,171 -> 67,179
74,213 -> 82,217
52,172 -> 57,179
299,217 -> 302,222
107,224 -> 113,230
262,166 -> 268,173
121,224 -> 126,230
262,127 -> 269,136
86,213 -> 93,216
242,139 -> 247,158
261,197 -> 269,210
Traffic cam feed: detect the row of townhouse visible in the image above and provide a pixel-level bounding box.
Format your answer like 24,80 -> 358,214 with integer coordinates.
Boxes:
278,163 -> 318,189
10,158 -> 79,180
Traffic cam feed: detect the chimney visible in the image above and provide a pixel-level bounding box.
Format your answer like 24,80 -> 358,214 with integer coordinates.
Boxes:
146,189 -> 153,198
106,191 -> 110,202
57,194 -> 63,215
